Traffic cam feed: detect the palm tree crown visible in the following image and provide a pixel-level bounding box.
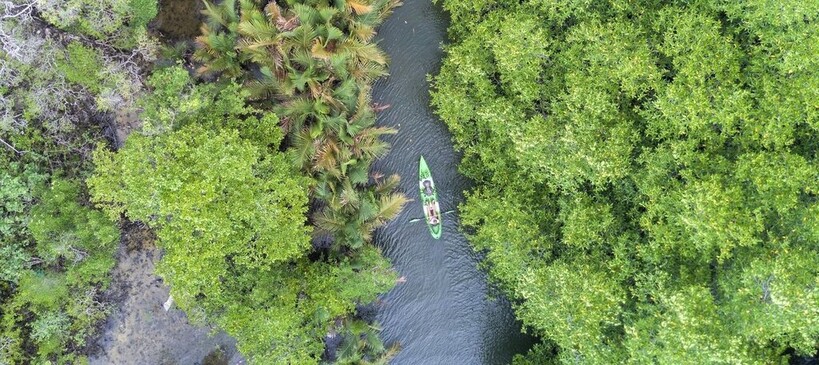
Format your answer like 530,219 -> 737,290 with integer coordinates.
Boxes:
195,0 -> 407,250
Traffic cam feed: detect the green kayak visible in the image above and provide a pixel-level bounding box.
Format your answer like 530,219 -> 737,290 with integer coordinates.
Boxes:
418,156 -> 442,239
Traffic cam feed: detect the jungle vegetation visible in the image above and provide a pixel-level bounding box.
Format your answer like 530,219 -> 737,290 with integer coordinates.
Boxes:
1,0 -> 155,362
432,0 -> 819,363
2,0 -> 404,363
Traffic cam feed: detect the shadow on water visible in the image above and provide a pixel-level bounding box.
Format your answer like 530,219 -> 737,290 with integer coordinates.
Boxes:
371,0 -> 536,364
790,349 -> 819,365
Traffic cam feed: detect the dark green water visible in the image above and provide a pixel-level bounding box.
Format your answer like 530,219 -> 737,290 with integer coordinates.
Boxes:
371,0 -> 535,363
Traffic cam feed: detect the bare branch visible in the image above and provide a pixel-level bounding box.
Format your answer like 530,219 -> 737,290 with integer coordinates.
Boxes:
0,137 -> 24,154
70,246 -> 88,263
0,1 -> 33,19
755,275 -> 775,303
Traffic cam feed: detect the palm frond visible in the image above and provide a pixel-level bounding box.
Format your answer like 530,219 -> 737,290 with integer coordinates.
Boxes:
339,39 -> 388,65
375,174 -> 400,195
351,61 -> 388,83
348,0 -> 372,14
310,39 -> 333,60
292,3 -> 320,25
349,83 -> 373,117
339,180 -> 361,211
350,21 -> 376,42
366,343 -> 401,365
244,77 -> 280,100
238,6 -> 278,39
279,96 -> 325,128
329,53 -> 352,80
314,137 -> 341,175
375,192 -> 408,223
201,0 -> 238,28
352,127 -> 395,159
289,128 -> 317,169
357,196 -> 379,223
314,209 -> 346,235
348,163 -> 370,186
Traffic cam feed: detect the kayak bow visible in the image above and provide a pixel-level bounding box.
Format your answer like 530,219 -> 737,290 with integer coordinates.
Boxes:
418,156 -> 442,239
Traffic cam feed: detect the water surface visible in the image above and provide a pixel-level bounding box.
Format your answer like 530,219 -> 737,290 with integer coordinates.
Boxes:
372,1 -> 534,363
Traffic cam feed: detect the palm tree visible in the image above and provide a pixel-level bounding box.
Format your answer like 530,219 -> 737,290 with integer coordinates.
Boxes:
236,4 -> 283,68
313,136 -> 345,177
350,126 -> 395,162
286,14 -> 321,53
333,319 -> 400,365
314,173 -> 407,249
194,0 -> 245,78
192,0 -> 408,253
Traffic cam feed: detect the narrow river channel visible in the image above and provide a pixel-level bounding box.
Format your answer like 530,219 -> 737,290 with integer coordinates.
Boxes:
371,0 -> 535,363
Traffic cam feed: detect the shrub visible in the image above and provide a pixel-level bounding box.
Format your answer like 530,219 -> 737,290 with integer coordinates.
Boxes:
56,42 -> 105,94
0,157 -> 45,283
0,177 -> 118,363
35,0 -> 157,46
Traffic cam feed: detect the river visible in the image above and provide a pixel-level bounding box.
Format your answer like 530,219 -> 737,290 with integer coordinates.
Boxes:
370,0 -> 534,363
90,0 -> 532,363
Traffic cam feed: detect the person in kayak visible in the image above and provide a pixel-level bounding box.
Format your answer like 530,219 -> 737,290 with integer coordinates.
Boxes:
426,201 -> 439,225
422,179 -> 434,196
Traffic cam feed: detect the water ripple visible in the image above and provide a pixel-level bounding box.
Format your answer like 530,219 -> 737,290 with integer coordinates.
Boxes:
372,0 -> 534,363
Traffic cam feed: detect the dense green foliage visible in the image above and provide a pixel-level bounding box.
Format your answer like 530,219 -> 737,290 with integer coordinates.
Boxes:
89,67 -> 397,363
36,0 -> 157,46
1,1 -> 157,362
152,1 -> 410,360
193,0 -> 407,249
432,0 -> 819,362
0,175 -> 119,364
5,0 -> 399,362
0,157 -> 45,284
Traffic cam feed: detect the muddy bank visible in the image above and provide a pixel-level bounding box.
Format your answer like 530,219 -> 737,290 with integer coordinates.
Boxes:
89,224 -> 244,365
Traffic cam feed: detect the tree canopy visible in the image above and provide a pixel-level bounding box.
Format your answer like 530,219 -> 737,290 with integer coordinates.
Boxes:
3,0 -> 404,360
193,0 -> 407,250
88,67 -> 396,362
432,0 -> 819,362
